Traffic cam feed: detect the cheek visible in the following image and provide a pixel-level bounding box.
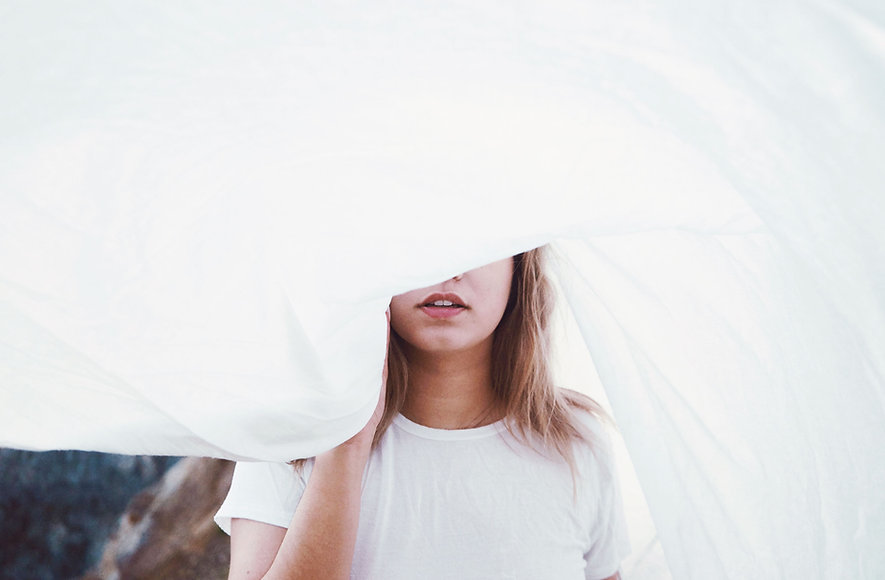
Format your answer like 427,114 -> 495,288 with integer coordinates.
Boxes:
388,294 -> 414,336
482,264 -> 515,321
484,291 -> 512,332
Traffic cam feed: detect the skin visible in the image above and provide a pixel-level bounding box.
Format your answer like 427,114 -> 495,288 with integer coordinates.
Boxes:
389,257 -> 514,429
227,258 -> 620,580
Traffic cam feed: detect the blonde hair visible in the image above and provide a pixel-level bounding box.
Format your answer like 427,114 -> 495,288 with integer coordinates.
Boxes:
375,245 -> 605,469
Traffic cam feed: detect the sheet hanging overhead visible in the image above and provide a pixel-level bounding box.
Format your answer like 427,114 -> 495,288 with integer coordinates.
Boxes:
1,2 -> 883,578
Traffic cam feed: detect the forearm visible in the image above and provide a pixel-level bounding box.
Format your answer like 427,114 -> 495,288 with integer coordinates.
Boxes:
263,440 -> 371,580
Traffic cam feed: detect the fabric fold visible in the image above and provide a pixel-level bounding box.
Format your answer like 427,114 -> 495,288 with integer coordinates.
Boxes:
1,2 -> 883,578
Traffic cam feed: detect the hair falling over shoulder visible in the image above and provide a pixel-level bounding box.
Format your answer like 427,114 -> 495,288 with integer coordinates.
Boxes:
384,246 -> 605,464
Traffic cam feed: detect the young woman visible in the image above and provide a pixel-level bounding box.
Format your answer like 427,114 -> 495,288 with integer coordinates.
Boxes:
215,248 -> 630,579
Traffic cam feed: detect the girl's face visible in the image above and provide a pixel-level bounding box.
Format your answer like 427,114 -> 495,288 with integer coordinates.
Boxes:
390,257 -> 514,355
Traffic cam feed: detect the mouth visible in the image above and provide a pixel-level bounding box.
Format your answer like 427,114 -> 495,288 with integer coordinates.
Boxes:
419,293 -> 467,309
422,299 -> 465,308
419,293 -> 467,318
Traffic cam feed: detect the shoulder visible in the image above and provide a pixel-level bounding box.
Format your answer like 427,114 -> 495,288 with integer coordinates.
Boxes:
216,460 -> 310,535
559,388 -> 614,447
558,390 -> 618,478
234,458 -> 312,484
227,460 -> 313,510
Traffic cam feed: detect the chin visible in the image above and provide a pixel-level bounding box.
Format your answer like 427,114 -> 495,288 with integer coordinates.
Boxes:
406,331 -> 493,356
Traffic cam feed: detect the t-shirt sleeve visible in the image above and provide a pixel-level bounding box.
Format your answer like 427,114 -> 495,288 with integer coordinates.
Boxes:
581,420 -> 632,580
214,460 -> 311,535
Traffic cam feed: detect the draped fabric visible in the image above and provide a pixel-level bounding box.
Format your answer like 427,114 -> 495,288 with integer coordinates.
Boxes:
1,2 -> 883,578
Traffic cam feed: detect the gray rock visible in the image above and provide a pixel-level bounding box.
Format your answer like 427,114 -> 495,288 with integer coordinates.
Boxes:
0,449 -> 178,580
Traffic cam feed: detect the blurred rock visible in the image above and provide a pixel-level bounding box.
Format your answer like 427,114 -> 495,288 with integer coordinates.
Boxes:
84,457 -> 234,580
0,449 -> 179,580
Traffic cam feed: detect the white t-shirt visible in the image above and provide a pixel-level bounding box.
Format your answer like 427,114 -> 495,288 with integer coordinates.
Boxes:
216,412 -> 630,580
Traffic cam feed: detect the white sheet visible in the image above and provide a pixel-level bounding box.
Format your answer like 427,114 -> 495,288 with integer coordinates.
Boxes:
1,2 -> 883,578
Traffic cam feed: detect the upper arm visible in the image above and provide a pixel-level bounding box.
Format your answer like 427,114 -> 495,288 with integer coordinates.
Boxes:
579,416 -> 630,580
228,518 -> 287,580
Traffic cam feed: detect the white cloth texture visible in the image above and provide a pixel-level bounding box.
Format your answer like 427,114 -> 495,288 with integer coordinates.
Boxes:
1,2 -> 884,578
215,412 -> 630,580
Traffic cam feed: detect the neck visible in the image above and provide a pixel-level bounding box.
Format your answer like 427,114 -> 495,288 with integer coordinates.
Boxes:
400,337 -> 501,429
